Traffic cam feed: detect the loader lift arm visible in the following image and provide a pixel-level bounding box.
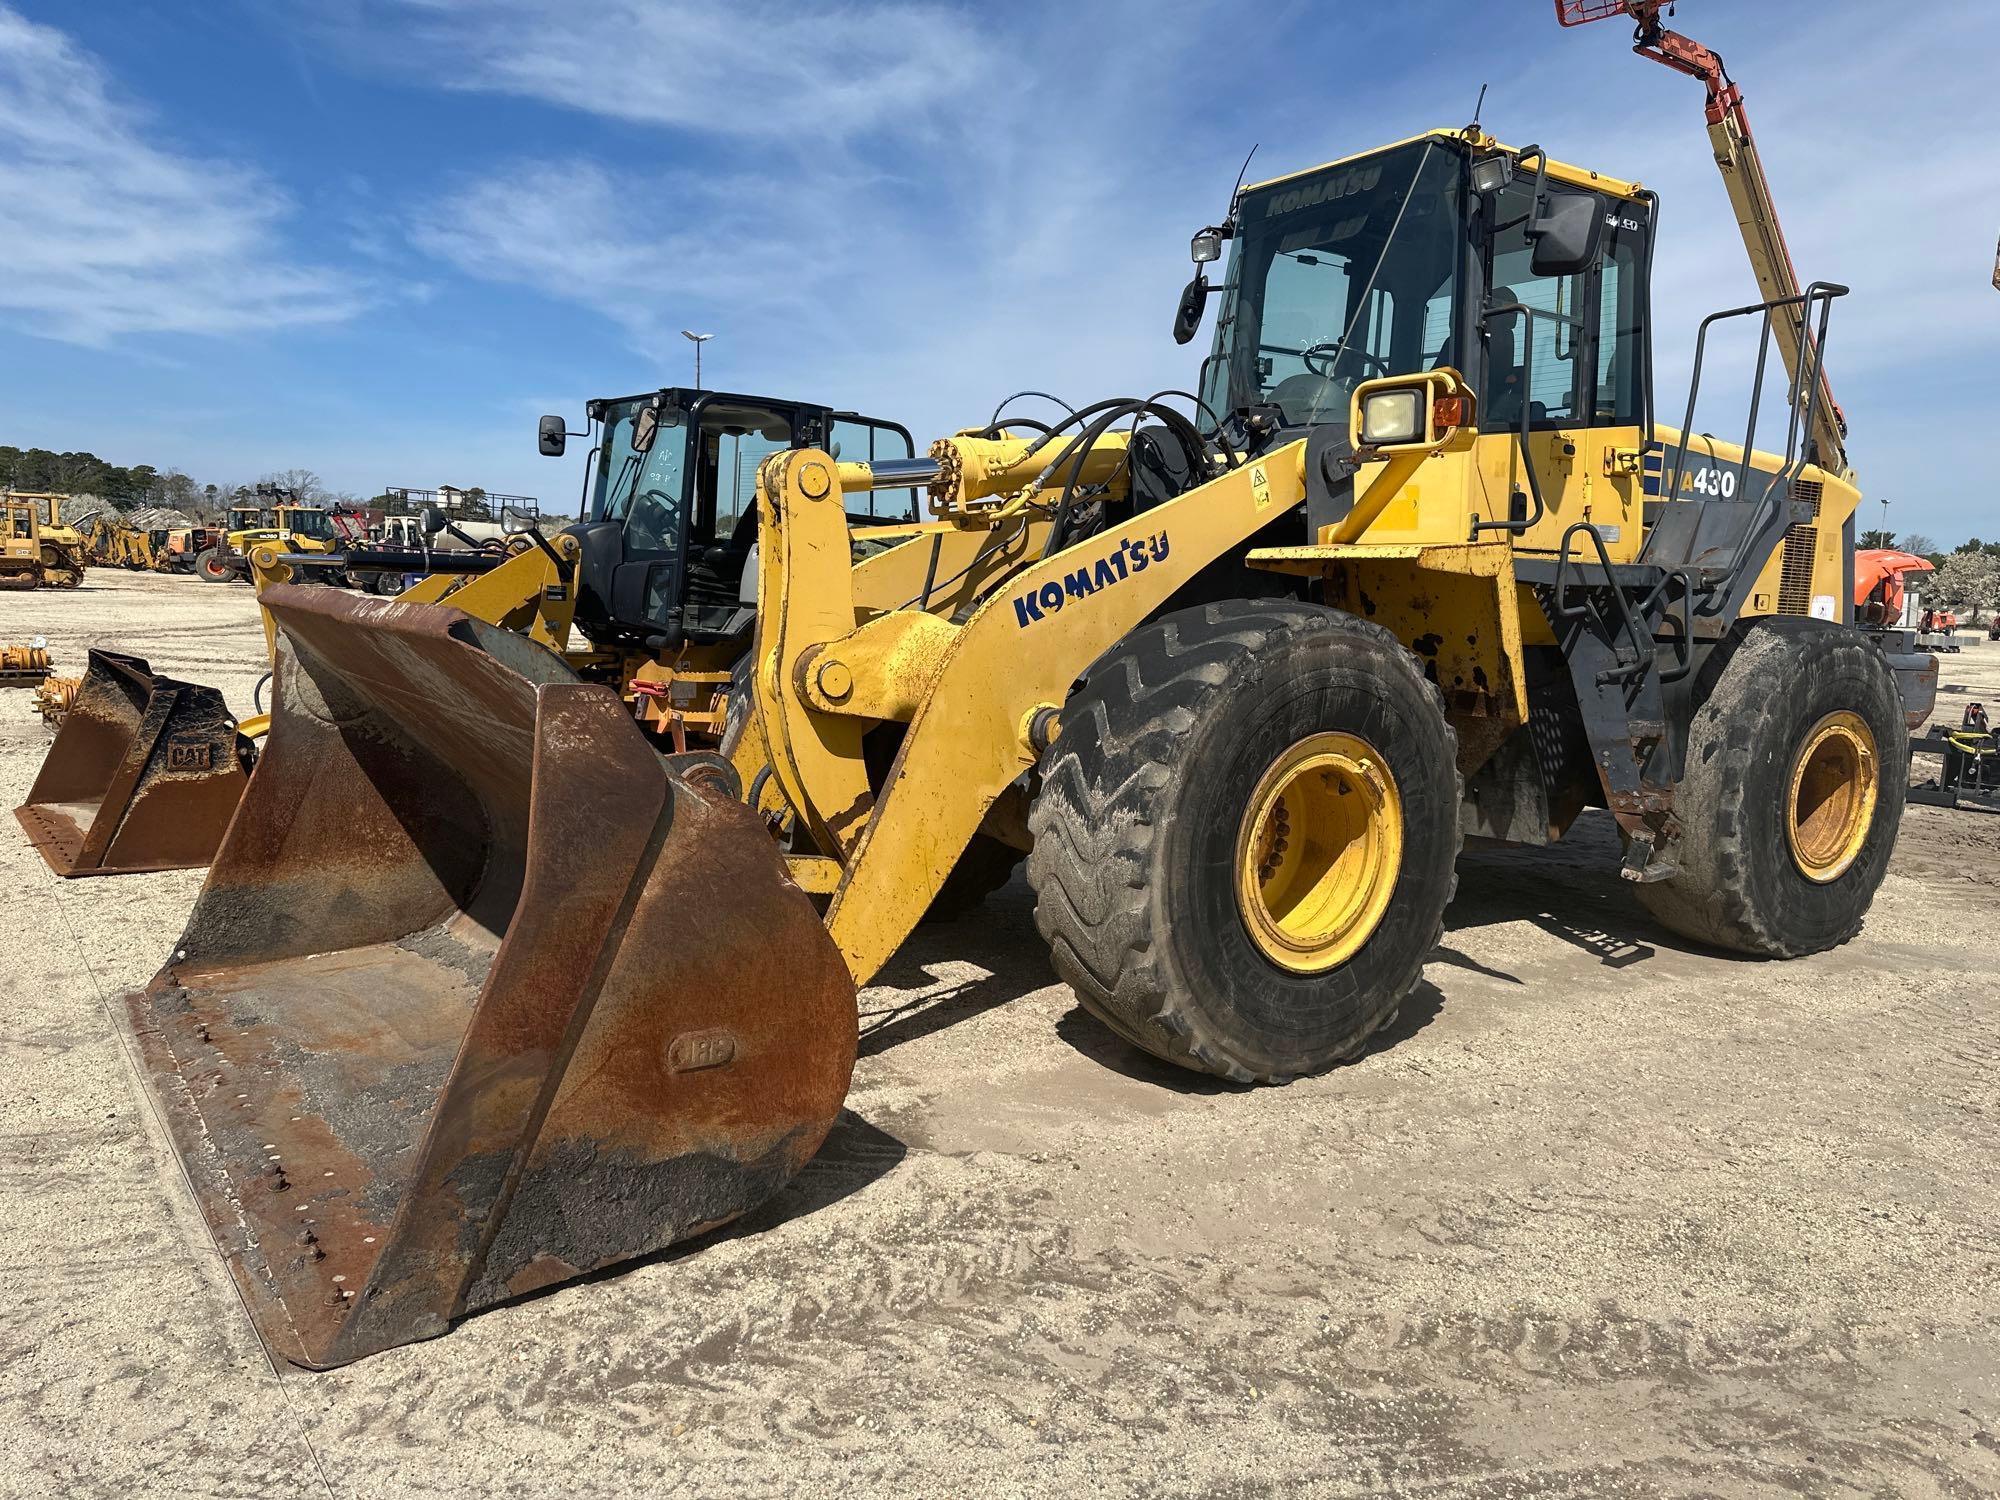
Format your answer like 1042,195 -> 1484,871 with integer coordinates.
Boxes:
1558,0 -> 1849,474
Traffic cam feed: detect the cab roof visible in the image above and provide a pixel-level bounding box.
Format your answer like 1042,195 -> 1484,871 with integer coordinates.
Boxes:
1242,127 -> 1644,204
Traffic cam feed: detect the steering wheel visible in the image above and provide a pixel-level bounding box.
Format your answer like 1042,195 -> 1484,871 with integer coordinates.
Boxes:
626,487 -> 680,554
1300,342 -> 1391,381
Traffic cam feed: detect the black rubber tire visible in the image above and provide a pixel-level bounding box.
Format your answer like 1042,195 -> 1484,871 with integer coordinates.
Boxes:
721,654 -> 1024,919
924,835 -> 1025,922
194,547 -> 235,583
1637,617 -> 1908,957
1026,599 -> 1461,1083
718,654 -> 756,761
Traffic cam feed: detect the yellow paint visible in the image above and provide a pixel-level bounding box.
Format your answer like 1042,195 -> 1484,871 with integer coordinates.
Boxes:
1245,127 -> 1644,206
749,442 -> 1310,987
1787,710 -> 1878,883
1233,731 -> 1404,973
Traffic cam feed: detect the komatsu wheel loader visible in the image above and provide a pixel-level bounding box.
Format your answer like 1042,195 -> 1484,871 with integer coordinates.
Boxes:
123,26 -> 1929,1367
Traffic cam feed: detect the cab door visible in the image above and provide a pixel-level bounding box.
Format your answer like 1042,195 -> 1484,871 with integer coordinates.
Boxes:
1474,181 -> 1651,563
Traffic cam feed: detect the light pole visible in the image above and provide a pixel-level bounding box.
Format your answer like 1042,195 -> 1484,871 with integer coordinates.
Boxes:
682,330 -> 714,390
1879,495 -> 1890,544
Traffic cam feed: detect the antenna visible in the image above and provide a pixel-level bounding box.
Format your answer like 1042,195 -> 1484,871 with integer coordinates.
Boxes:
1228,144 -> 1258,212
1471,82 -> 1489,127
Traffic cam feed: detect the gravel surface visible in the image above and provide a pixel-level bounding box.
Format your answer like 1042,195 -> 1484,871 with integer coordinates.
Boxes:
3,570 -> 1997,1498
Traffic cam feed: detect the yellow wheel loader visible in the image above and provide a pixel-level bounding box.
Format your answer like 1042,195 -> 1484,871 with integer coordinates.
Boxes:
124,111 -> 1929,1367
194,487 -> 341,583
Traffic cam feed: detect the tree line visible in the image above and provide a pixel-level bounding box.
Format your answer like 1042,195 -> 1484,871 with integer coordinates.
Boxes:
0,444 -> 497,522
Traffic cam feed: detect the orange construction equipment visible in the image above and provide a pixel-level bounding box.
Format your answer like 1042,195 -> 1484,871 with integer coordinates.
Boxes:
1855,548 -> 1933,626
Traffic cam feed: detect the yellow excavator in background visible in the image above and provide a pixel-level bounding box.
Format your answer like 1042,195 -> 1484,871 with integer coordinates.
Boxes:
84,513 -> 162,571
114,8 -> 1933,1370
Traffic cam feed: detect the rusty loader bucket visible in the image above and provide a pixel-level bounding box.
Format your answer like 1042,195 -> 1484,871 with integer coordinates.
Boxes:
15,649 -> 254,877
126,586 -> 856,1368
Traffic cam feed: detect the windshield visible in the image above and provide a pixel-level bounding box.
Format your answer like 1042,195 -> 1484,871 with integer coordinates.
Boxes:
592,399 -> 689,533
1200,140 -> 1464,430
285,508 -> 334,540
590,396 -> 798,554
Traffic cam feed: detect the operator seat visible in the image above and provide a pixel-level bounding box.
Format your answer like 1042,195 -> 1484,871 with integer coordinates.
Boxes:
1484,298 -> 1527,429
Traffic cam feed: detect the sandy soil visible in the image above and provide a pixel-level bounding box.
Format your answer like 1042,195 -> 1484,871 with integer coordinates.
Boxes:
3,570 -> 1997,1499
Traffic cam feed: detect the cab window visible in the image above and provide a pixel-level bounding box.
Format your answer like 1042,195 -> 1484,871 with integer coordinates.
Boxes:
831,418 -> 918,523
1483,183 -> 1648,432
1484,185 -> 1587,430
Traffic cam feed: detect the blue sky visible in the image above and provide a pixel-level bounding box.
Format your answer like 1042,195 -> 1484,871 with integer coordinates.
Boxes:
0,1 -> 1992,542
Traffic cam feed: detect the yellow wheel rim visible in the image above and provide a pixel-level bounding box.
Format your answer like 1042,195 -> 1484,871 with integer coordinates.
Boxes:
1234,732 -> 1403,974
1787,710 -> 1878,884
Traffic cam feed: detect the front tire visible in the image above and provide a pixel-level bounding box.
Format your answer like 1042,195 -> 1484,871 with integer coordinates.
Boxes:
1638,617 -> 1907,957
1027,600 -> 1461,1083
194,547 -> 235,583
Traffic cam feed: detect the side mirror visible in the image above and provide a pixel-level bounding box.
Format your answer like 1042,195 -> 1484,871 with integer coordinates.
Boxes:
538,414 -> 567,457
632,405 -> 661,455
1172,272 -> 1211,346
1528,189 -> 1605,277
421,504 -> 447,538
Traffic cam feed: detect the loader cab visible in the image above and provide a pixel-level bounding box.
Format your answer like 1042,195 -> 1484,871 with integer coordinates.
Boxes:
278,505 -> 335,543
1194,130 -> 1655,555
566,387 -> 917,650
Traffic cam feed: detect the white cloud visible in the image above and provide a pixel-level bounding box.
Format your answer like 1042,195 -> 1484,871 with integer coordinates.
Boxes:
356,0 -> 1999,536
391,0 -> 1231,437
0,6 -> 366,344
336,0 -> 982,140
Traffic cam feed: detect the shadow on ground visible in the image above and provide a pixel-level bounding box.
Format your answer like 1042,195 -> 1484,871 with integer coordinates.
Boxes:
462,1109 -> 910,1335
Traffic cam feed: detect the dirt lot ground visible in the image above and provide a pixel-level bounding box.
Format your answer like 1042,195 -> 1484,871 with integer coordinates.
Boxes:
3,570 -> 1997,1499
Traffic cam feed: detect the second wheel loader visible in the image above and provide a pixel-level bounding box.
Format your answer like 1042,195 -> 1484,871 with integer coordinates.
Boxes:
124,83 -> 1928,1366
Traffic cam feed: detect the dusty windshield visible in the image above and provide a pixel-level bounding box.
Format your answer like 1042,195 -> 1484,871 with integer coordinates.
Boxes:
285,508 -> 334,540
591,397 -> 796,552
592,399 -> 689,528
1200,140 -> 1464,429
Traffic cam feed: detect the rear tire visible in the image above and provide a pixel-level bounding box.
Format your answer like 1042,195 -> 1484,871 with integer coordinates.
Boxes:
1027,600 -> 1461,1083
1638,617 -> 1907,957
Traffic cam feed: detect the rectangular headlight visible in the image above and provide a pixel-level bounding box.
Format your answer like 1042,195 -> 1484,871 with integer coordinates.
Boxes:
1360,388 -> 1423,445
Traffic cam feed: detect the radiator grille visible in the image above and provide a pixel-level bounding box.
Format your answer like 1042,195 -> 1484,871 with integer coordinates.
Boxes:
1778,524 -> 1818,614
1792,478 -> 1824,516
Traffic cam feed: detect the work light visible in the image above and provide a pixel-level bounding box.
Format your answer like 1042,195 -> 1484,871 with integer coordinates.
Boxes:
1360,388 -> 1423,446
1471,154 -> 1513,195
